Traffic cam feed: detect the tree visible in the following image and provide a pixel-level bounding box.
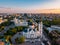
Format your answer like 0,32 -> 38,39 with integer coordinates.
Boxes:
4,35 -> 12,42
19,36 -> 25,43
15,36 -> 25,44
4,30 -> 15,36
51,18 -> 60,25
1,21 -> 14,26
43,20 -> 51,27
15,26 -> 28,32
11,28 -> 17,34
35,20 -> 40,23
0,26 -> 5,32
0,36 -> 3,39
15,38 -> 19,43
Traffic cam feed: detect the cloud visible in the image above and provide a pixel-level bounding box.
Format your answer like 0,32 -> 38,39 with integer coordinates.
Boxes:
0,7 -> 60,13
0,0 -> 60,13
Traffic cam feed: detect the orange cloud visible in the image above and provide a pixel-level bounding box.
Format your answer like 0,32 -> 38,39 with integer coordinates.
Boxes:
0,8 -> 60,13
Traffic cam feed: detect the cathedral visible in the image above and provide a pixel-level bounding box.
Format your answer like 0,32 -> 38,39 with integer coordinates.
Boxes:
23,21 -> 43,42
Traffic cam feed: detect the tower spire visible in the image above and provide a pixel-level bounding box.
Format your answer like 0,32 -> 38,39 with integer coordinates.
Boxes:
39,20 -> 43,38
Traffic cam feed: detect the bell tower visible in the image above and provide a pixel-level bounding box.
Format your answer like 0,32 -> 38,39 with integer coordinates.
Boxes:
39,21 -> 43,38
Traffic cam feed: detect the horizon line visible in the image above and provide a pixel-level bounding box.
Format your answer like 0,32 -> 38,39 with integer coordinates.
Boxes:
0,7 -> 60,13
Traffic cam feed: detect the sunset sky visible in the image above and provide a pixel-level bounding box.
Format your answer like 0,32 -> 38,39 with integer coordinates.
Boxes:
0,0 -> 60,13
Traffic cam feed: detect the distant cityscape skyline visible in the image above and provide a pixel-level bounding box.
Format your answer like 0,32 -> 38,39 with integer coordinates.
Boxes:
0,0 -> 60,13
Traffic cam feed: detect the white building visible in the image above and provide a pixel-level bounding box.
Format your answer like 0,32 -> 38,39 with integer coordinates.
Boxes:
23,21 -> 43,41
47,25 -> 60,32
0,17 -> 7,24
14,17 -> 28,26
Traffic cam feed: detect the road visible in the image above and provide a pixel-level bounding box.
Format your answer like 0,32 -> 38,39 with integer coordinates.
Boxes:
13,41 -> 42,45
43,25 -> 52,45
11,32 -> 22,44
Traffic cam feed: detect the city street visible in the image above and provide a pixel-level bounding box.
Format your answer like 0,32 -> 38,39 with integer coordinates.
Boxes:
13,41 -> 42,45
